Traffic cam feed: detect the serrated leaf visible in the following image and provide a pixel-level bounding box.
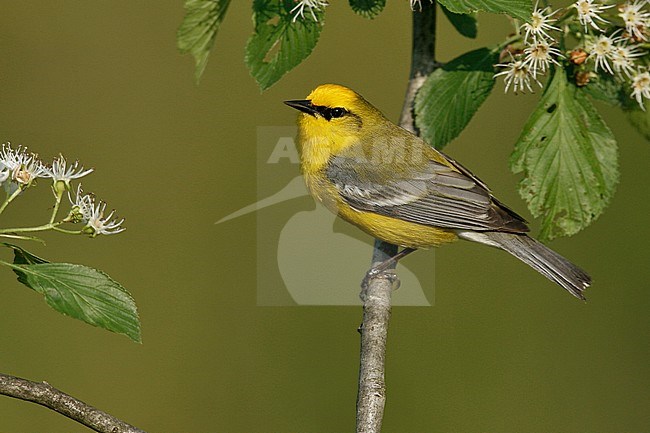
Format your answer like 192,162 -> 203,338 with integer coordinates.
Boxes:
415,47 -> 497,149
246,0 -> 324,90
579,74 -> 647,138
510,68 -> 619,241
177,0 -> 232,83
437,0 -> 531,21
441,5 -> 477,38
12,262 -> 141,342
349,0 -> 386,18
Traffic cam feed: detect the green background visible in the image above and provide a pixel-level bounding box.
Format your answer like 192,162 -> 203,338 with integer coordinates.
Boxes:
2,2 -> 649,432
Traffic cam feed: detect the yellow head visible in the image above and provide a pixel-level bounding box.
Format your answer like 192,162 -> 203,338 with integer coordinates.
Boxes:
285,84 -> 383,128
284,84 -> 387,167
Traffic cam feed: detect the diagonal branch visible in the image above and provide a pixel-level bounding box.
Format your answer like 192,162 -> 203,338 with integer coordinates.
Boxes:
0,373 -> 146,433
355,4 -> 438,433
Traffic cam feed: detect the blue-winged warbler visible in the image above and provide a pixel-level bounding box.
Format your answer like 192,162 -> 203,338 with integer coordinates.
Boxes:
285,84 -> 590,299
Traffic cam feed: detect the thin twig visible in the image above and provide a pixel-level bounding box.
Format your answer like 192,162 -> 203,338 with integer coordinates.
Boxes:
0,373 -> 146,433
355,4 -> 438,433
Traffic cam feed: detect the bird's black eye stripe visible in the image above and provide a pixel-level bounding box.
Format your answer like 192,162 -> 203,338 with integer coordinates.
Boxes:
314,105 -> 349,121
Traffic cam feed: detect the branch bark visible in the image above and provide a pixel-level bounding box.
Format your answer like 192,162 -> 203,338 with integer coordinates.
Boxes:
355,4 -> 437,433
0,373 -> 146,433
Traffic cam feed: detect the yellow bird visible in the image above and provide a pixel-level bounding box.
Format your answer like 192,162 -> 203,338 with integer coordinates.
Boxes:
285,84 -> 591,299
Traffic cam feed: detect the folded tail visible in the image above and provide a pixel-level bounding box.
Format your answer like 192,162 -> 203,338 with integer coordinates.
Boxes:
458,231 -> 591,300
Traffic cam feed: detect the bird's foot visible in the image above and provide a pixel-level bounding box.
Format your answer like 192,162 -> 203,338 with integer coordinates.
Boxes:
360,267 -> 401,300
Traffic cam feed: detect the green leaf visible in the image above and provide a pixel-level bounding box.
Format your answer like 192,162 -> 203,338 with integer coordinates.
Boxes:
510,68 -> 619,241
441,5 -> 477,38
4,243 -> 49,265
574,73 -> 649,140
437,0 -> 531,21
177,0 -> 232,83
246,0 -> 324,90
349,0 -> 386,18
581,73 -> 628,108
626,108 -> 650,140
604,76 -> 650,140
1,243 -> 50,287
414,47 -> 497,149
11,245 -> 49,286
12,262 -> 141,342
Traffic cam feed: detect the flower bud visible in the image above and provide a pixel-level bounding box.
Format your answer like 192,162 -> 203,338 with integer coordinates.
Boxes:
569,49 -> 588,65
575,71 -> 591,87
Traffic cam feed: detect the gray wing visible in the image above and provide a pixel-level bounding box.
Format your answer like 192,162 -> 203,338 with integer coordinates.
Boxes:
325,155 -> 528,233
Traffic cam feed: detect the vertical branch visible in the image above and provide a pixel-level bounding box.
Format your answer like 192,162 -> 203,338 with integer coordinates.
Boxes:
356,4 -> 437,433
356,239 -> 397,433
400,3 -> 438,132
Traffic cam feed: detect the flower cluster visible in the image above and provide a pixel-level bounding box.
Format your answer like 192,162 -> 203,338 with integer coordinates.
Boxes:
290,0 -> 328,22
495,1 -> 650,109
0,142 -> 124,236
496,3 -> 563,94
0,143 -> 49,194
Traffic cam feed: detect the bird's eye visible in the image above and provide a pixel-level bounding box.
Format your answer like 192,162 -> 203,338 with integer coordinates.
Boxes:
330,107 -> 347,118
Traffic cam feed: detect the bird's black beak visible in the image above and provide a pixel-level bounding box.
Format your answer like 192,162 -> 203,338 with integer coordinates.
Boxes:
284,99 -> 317,117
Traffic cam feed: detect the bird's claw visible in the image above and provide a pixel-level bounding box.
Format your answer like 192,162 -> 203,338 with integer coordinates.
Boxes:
361,267 -> 401,293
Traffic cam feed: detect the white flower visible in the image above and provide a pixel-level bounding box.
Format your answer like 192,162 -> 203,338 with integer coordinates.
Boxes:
0,167 -> 9,185
523,41 -> 562,77
46,155 -> 93,189
573,0 -> 613,32
587,34 -> 616,74
84,200 -> 125,237
522,3 -> 560,43
290,0 -> 328,22
68,184 -> 95,223
494,59 -> 542,93
631,69 -> 650,109
0,143 -> 48,193
611,43 -> 644,78
68,184 -> 124,236
0,151 -> 10,185
410,0 -> 433,11
619,1 -> 650,41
